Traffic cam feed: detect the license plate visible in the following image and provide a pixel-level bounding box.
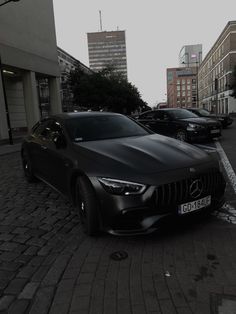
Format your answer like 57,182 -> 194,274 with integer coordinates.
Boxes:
178,195 -> 211,215
211,129 -> 220,134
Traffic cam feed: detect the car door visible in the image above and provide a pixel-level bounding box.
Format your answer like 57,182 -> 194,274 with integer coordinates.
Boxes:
37,119 -> 71,194
137,111 -> 157,131
152,111 -> 173,135
29,119 -> 52,177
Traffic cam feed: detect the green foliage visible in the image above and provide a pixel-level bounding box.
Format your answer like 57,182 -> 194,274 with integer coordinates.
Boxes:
231,66 -> 236,99
69,66 -> 146,114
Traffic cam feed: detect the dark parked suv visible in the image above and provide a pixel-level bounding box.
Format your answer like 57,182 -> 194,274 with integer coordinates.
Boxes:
136,108 -> 222,142
186,108 -> 233,128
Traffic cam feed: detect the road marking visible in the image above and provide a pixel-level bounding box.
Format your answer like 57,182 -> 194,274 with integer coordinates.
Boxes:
194,144 -> 217,152
213,203 -> 236,224
215,141 -> 236,194
209,140 -> 236,224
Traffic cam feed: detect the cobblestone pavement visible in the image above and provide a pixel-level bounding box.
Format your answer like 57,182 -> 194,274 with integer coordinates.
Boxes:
0,152 -> 236,314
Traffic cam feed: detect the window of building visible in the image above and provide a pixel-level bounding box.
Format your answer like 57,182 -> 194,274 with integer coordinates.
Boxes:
187,91 -> 191,96
177,79 -> 180,85
187,79 -> 191,85
182,91 -> 186,96
225,98 -> 228,114
221,44 -> 224,55
192,85 -> 196,90
177,91 -> 180,96
187,85 -> 191,90
182,79 -> 185,84
177,86 -> 180,91
182,85 -> 186,91
192,79 -> 196,84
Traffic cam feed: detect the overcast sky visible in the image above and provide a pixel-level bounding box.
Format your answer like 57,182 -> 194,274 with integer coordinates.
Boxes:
53,0 -> 236,106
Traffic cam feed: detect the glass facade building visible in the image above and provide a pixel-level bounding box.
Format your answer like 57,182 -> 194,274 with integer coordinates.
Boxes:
87,31 -> 128,79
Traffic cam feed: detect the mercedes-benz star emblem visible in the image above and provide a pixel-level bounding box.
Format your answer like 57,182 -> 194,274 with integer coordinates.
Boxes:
189,179 -> 203,199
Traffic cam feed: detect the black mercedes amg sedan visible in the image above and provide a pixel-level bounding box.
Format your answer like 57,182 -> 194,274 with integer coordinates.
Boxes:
136,108 -> 222,142
21,112 -> 226,236
186,108 -> 233,128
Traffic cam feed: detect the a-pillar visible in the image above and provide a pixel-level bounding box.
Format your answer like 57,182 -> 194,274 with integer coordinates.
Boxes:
22,71 -> 40,130
0,71 -> 9,140
49,77 -> 62,114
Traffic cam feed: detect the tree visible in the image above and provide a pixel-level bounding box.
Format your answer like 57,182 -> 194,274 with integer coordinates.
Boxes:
69,66 -> 146,114
231,65 -> 236,98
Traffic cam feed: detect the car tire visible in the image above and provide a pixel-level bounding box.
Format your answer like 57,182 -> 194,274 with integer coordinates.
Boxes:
75,176 -> 100,236
22,150 -> 37,183
175,130 -> 188,142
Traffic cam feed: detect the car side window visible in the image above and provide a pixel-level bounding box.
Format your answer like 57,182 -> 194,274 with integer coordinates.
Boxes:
154,111 -> 164,120
154,111 -> 170,121
40,120 -> 63,141
163,113 -> 170,120
32,120 -> 50,137
140,112 -> 155,120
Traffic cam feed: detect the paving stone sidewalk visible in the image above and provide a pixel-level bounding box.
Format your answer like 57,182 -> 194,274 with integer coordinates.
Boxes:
0,153 -> 236,314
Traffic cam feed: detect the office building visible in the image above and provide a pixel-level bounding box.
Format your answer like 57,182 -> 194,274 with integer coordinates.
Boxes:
87,30 -> 128,79
0,0 -> 61,142
179,44 -> 202,67
198,21 -> 236,113
167,67 -> 198,108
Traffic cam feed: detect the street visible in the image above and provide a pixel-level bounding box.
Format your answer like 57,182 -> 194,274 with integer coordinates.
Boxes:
0,126 -> 236,314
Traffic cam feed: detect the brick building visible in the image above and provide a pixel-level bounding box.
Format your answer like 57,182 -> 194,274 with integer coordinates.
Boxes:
198,21 -> 236,113
167,67 -> 198,108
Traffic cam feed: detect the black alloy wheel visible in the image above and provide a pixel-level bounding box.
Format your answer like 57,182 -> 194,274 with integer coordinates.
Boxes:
22,150 -> 36,183
175,129 -> 188,142
76,177 -> 100,236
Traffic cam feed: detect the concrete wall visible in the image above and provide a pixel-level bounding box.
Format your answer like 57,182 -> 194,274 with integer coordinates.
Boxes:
0,0 -> 59,76
0,0 -> 61,141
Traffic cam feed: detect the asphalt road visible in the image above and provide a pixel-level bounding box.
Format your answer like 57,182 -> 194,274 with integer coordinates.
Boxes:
0,125 -> 235,314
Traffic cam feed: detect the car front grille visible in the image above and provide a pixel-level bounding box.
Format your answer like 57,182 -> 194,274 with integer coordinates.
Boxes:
208,124 -> 221,130
153,168 -> 225,213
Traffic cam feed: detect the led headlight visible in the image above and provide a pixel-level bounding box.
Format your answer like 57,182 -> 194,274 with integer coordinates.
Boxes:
187,123 -> 204,130
98,178 -> 147,195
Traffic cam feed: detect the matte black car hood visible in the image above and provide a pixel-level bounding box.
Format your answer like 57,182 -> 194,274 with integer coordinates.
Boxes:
210,114 -> 228,119
74,134 -> 211,176
180,117 -> 220,125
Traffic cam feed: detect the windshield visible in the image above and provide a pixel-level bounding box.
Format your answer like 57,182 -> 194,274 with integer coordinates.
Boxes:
197,109 -> 210,116
168,109 -> 199,119
65,115 -> 150,142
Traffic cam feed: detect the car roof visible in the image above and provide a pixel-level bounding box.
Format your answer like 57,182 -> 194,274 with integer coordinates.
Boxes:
139,108 -> 191,115
48,111 -> 123,121
187,108 -> 201,110
155,108 -> 188,111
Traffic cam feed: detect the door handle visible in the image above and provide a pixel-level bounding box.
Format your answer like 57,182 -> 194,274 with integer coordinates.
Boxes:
41,145 -> 47,150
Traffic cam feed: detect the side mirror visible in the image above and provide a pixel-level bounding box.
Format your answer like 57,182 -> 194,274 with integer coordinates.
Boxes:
53,133 -> 66,149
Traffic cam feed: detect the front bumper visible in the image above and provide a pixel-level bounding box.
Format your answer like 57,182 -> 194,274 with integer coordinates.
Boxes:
90,170 -> 226,235
187,128 -> 221,142
224,118 -> 233,127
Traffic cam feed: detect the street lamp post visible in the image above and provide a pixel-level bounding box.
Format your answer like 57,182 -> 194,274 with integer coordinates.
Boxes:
0,0 -> 21,144
0,57 -> 13,144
